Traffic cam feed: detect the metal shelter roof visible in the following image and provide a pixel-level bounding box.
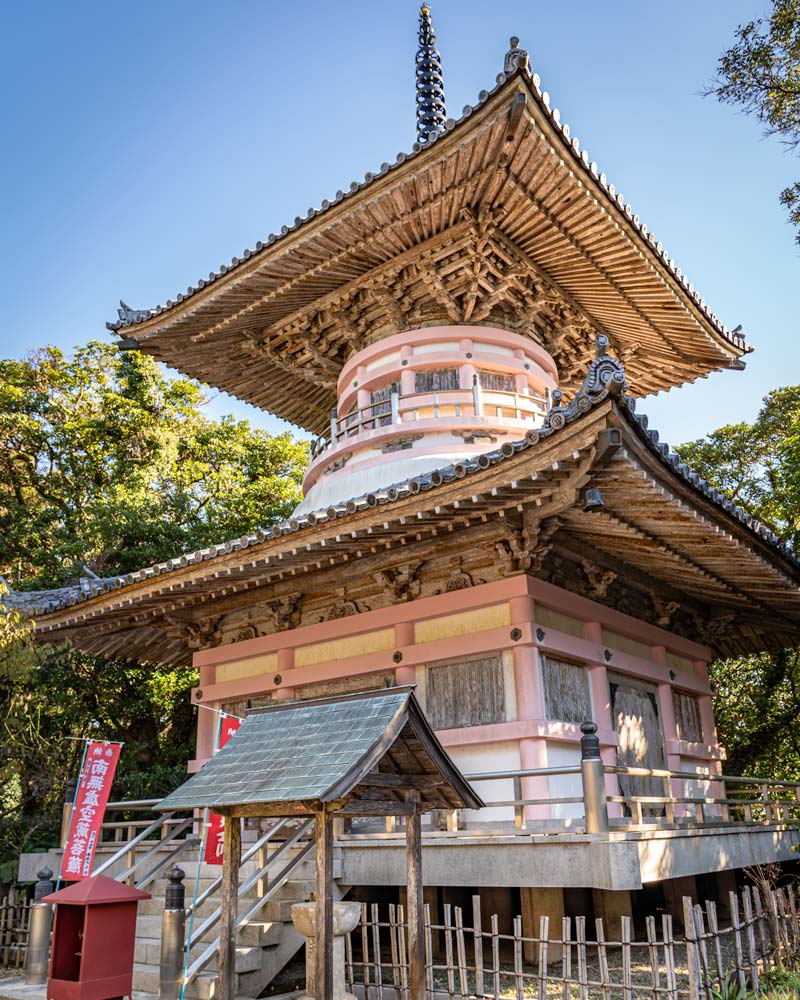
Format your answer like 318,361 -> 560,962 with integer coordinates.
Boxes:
157,687 -> 483,816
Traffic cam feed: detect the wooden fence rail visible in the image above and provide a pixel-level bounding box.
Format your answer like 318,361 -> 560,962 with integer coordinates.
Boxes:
346,885 -> 799,1000
0,889 -> 31,971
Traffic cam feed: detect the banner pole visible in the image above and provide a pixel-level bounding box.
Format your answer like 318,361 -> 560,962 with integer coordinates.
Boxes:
180,710 -> 224,1000
55,738 -> 90,893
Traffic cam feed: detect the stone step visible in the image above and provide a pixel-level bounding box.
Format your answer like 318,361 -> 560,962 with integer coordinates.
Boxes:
133,963 -> 225,999
266,879 -> 314,902
134,935 -> 267,973
260,900 -> 297,923
138,890 -> 261,917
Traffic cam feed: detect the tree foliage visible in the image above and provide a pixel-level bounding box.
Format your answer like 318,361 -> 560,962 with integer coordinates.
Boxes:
0,342 -> 308,588
706,0 -> 800,243
678,386 -> 800,780
0,342 -> 308,878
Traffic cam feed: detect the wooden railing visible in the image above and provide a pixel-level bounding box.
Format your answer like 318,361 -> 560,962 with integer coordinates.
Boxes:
462,764 -> 800,833
339,765 -> 800,837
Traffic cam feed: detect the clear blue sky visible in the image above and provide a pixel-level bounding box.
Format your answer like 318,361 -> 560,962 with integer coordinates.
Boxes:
1,1 -> 797,446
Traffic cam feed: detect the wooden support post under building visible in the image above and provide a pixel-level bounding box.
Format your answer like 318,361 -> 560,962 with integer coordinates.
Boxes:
219,815 -> 241,1000
406,790 -> 425,1000
316,808 -> 334,1000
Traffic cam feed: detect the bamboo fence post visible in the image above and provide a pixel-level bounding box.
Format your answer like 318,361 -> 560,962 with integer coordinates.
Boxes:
513,915 -> 524,1000
596,917 -> 611,1000
786,885 -> 799,951
729,892 -> 746,993
752,887 -> 770,971
683,897 -> 702,1000
706,901 -> 724,990
491,914 -> 500,1000
0,893 -> 8,969
455,907 -> 469,1000
768,891 -> 782,966
776,889 -> 790,956
389,903 -> 400,1000
443,903 -> 455,999
621,915 -> 633,1000
424,904 -> 434,999
662,913 -> 679,1000
645,915 -> 660,998
742,890 -> 759,993
362,901 -> 372,1000
693,903 -> 711,997
371,903 -> 384,1000
576,915 -> 588,1000
398,904 -> 408,1000
472,896 -> 484,1000
537,915 -> 549,1000
562,916 -> 572,1000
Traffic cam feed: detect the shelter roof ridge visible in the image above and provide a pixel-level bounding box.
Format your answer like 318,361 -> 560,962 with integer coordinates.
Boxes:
246,683 -> 416,714
6,343 -> 795,621
106,48 -> 746,357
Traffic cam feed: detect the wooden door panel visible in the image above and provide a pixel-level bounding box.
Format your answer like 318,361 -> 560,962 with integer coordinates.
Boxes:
608,674 -> 666,813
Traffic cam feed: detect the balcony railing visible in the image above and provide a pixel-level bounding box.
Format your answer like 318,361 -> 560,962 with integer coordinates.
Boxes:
310,382 -> 549,460
337,765 -> 800,838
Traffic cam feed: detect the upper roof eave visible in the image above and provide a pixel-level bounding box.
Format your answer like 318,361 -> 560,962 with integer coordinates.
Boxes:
106,58 -> 749,414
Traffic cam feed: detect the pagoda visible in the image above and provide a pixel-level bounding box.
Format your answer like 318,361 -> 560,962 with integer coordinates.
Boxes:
12,5 -> 800,974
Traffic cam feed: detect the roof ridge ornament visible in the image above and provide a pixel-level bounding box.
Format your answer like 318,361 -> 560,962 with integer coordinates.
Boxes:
116,301 -> 150,325
543,333 -> 628,430
416,4 -> 446,144
503,36 -> 530,75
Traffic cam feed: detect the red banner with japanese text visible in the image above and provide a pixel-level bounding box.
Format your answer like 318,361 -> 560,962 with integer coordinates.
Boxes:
60,741 -> 122,881
204,716 -> 242,864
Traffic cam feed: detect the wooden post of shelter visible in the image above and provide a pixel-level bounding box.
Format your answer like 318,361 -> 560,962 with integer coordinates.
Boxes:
406,790 -> 425,1000
316,808 -> 335,1000
218,815 -> 241,1000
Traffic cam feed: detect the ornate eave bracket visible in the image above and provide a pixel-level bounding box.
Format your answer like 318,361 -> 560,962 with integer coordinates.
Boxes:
543,334 -> 628,431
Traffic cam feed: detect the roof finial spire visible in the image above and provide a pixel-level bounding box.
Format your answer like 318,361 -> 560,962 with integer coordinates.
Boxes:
416,4 -> 446,144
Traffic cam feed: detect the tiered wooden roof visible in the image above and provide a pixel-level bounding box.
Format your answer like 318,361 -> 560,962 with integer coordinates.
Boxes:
14,346 -> 799,663
107,43 -> 748,435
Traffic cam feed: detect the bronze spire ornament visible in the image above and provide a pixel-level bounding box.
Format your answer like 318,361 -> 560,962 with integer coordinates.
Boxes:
416,4 -> 446,143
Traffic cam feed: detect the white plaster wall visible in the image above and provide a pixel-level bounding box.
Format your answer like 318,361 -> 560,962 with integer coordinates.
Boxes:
546,742 -> 584,820
447,742 -> 521,824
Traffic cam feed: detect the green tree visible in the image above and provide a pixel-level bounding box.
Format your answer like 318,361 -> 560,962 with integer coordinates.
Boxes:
705,0 -> 800,243
0,342 -> 308,587
678,386 -> 800,780
0,341 -> 309,877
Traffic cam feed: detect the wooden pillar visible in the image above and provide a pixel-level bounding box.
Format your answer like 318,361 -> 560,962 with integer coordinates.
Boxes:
406,792 -> 425,1000
315,809 -> 334,1000
218,814 -> 241,1000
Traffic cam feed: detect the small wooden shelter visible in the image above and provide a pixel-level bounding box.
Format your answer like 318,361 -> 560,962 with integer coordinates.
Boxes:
157,687 -> 483,1000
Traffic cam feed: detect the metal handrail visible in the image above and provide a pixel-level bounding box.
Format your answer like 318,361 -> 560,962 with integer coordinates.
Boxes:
92,815 -> 171,877
184,819 -> 315,984
186,818 -> 314,949
185,839 -> 316,983
187,818 -> 292,914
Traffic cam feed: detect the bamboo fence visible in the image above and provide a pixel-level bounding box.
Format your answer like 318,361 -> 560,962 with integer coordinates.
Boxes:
345,885 -> 800,1000
0,887 -> 31,972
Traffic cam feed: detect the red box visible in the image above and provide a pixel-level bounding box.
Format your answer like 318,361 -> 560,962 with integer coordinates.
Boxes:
43,875 -> 151,1000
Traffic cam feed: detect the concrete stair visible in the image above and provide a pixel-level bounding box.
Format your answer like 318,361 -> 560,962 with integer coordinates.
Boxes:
130,843 -> 345,999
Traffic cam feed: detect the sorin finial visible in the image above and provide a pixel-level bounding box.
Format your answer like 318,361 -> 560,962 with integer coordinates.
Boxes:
416,4 -> 446,144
